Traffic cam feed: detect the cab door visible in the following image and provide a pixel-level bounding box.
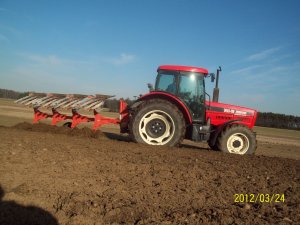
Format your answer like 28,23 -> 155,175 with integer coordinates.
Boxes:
178,72 -> 205,122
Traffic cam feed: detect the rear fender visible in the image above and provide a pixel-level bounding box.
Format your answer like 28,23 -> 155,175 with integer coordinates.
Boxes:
119,99 -> 128,119
137,92 -> 193,125
119,99 -> 129,133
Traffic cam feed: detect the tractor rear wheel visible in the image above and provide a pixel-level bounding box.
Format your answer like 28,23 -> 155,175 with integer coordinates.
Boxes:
129,99 -> 185,146
217,124 -> 256,155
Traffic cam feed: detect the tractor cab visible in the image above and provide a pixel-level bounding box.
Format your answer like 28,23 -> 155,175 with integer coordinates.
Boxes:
154,65 -> 208,122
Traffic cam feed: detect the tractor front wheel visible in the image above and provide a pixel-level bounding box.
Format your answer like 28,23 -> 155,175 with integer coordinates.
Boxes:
129,99 -> 185,146
217,124 -> 256,155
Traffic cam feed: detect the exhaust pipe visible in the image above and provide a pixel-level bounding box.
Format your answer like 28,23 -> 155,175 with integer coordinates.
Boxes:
212,66 -> 221,102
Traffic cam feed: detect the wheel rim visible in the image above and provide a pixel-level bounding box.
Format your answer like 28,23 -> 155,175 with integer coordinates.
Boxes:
139,110 -> 175,145
226,133 -> 249,154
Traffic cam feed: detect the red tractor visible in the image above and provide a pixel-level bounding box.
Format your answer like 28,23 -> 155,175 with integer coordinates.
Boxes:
120,65 -> 257,155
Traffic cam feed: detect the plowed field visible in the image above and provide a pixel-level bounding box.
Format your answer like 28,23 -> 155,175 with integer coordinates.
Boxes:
0,99 -> 299,225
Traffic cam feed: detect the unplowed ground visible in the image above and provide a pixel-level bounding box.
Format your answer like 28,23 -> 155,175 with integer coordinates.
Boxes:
0,123 -> 299,225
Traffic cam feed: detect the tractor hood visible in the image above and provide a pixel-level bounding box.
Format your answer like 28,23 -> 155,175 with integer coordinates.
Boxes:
205,101 -> 257,128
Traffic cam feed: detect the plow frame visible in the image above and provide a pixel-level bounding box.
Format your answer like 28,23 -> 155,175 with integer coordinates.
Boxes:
16,93 -> 128,130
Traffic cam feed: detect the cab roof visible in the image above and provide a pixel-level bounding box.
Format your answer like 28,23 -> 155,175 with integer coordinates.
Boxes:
158,65 -> 208,75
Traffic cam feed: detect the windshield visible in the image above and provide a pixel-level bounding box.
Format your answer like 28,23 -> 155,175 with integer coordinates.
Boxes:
178,71 -> 204,103
155,70 -> 204,96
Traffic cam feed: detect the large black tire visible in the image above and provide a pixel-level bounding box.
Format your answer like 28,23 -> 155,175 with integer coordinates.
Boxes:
129,99 -> 186,147
216,124 -> 257,155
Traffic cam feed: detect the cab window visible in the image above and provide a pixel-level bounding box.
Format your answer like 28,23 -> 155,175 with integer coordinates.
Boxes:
155,72 -> 177,95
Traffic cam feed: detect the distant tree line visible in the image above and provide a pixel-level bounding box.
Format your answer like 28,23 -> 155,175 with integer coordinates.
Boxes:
1,88 -> 299,130
256,112 -> 300,130
0,88 -> 28,99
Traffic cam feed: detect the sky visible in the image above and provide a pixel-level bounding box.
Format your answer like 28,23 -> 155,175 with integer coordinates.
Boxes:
0,0 -> 300,115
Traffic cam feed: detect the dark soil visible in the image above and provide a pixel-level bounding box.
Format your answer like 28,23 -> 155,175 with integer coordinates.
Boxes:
13,122 -> 104,139
0,123 -> 299,225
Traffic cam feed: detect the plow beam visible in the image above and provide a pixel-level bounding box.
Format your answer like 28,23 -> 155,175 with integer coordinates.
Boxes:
51,109 -> 72,125
70,109 -> 94,128
33,108 -> 52,123
93,112 -> 120,130
70,109 -> 120,130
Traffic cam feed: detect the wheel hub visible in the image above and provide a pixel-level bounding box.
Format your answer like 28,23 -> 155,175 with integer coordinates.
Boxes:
146,119 -> 166,138
138,110 -> 175,145
227,133 -> 250,154
232,140 -> 241,148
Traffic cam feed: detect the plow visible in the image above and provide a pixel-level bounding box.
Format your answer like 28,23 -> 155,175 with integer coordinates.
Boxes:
15,93 -> 127,130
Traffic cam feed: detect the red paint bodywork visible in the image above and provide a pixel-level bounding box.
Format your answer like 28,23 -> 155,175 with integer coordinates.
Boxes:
158,65 -> 208,75
138,92 -> 193,124
126,92 -> 257,129
206,101 -> 257,128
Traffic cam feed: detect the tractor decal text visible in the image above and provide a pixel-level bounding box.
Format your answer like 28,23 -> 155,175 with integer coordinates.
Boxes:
224,108 -> 248,116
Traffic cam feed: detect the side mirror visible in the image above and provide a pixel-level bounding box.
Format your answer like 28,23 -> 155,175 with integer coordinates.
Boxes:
147,83 -> 154,91
210,73 -> 215,83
